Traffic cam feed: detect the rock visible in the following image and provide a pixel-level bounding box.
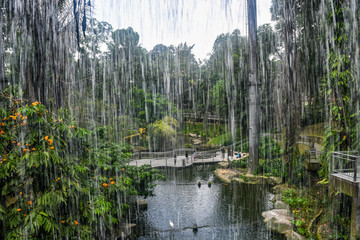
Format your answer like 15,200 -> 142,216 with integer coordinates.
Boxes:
262,209 -> 293,233
192,139 -> 202,145
274,200 -> 288,210
218,162 -> 229,168
283,230 -> 306,240
116,222 -> 136,239
136,199 -> 148,210
232,177 -> 246,183
269,177 -> 283,185
189,133 -> 197,138
243,173 -> 263,184
275,193 -> 283,201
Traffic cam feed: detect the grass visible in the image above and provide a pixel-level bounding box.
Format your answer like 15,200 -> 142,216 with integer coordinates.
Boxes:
182,122 -> 226,139
208,128 -> 243,146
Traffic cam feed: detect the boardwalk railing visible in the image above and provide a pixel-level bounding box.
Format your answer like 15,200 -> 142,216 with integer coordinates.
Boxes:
131,148 -> 196,160
332,151 -> 360,182
305,150 -> 322,164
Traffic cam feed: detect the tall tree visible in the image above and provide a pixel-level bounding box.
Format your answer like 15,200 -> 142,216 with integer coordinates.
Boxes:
248,0 -> 259,172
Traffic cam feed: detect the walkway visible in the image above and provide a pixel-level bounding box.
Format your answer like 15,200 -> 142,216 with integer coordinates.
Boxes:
128,152 -> 249,168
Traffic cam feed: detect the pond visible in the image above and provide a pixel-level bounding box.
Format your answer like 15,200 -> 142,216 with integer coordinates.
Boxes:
133,164 -> 285,239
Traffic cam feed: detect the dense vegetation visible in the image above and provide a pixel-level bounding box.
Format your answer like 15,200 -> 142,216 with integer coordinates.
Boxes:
0,0 -> 359,239
0,89 -> 164,239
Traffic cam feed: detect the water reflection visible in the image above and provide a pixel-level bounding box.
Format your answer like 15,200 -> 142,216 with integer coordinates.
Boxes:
134,165 -> 284,239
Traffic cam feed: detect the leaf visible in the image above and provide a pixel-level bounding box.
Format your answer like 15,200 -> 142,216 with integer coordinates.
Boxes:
39,211 -> 48,217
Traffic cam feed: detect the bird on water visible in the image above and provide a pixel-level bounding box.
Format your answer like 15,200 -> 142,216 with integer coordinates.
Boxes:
169,220 -> 174,229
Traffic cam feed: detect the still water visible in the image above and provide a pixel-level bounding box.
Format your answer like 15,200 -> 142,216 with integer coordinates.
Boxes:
134,164 -> 284,239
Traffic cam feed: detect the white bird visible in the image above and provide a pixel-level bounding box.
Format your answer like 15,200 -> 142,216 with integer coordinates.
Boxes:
169,220 -> 174,229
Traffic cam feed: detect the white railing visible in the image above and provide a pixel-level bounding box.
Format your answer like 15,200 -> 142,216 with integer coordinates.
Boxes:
332,151 -> 360,182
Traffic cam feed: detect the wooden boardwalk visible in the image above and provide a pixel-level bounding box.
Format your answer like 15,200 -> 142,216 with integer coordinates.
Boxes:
128,152 -> 249,168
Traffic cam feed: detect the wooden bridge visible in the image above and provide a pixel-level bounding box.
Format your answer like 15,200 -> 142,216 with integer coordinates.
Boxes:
329,151 -> 360,239
128,148 -> 249,168
182,113 -> 225,123
330,151 -> 360,195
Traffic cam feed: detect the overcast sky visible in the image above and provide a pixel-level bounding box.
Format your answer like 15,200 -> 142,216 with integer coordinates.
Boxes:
92,0 -> 273,60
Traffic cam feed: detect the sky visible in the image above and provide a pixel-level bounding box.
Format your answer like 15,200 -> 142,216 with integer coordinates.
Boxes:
92,0 -> 273,60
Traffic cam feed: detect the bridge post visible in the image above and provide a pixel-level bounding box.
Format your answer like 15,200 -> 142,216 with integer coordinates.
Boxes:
351,190 -> 360,240
354,155 -> 358,182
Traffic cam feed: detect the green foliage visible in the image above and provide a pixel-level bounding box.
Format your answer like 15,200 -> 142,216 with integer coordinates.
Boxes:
0,90 -> 164,239
212,80 -> 227,116
208,128 -> 241,146
148,116 -> 179,151
282,189 -> 308,209
182,122 -> 225,140
232,158 -> 248,169
239,136 -> 282,159
254,158 -> 283,177
129,87 -> 178,125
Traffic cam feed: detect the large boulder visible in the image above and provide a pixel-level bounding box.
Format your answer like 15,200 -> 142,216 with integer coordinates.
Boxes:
262,209 -> 293,233
116,221 -> 136,239
136,199 -> 148,210
274,200 -> 288,210
283,230 -> 306,240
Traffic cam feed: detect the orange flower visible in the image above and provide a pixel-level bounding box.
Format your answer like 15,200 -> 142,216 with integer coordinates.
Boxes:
20,192 -> 23,195
32,148 -> 36,151
27,201 -> 32,205
48,139 -> 53,145
17,143 -> 21,146
0,123 -> 4,126
111,181 -> 115,185
50,146 -> 54,150
122,168 -> 125,171
33,164 -> 36,167
17,208 -> 22,212
24,213 -> 27,217
0,130 -> 4,135
32,101 -> 39,106
61,220 -> 65,224
109,178 -> 113,181
102,183 -> 108,187
12,141 -> 16,143
2,159 -> 6,161
74,221 -> 78,226
44,136 -> 49,141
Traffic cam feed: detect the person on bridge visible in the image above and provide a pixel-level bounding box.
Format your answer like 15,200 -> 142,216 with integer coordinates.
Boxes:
193,151 -> 197,161
221,147 -> 225,160
174,154 -> 177,166
185,152 -> 189,162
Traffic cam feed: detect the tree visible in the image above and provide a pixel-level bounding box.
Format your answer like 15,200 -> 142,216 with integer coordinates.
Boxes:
248,0 -> 259,172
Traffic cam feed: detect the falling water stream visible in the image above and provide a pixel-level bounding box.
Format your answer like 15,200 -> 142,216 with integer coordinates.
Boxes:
134,165 -> 284,239
0,0 -> 359,239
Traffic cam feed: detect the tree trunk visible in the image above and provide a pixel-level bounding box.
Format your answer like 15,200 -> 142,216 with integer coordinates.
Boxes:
247,0 -> 259,172
283,0 -> 299,182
